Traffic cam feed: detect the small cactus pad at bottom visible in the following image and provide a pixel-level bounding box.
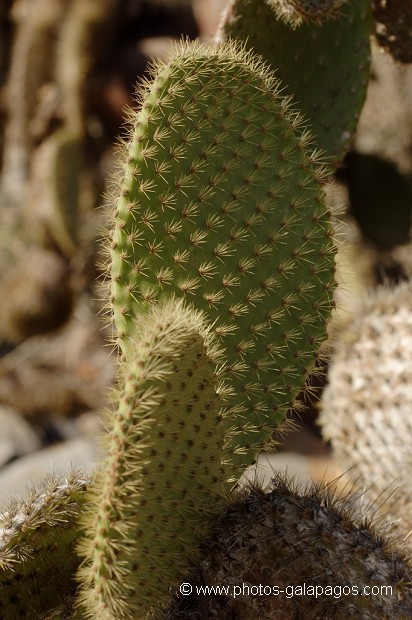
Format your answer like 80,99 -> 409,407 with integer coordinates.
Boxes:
76,298 -> 234,619
0,471 -> 91,620
109,40 -> 336,472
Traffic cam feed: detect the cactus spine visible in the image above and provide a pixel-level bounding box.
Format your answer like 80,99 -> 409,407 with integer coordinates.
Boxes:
109,39 -> 336,471
76,298 -> 234,619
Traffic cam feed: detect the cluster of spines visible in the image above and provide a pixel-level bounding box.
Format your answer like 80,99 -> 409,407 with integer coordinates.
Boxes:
266,0 -> 349,27
108,39 -> 336,471
76,298 -> 235,619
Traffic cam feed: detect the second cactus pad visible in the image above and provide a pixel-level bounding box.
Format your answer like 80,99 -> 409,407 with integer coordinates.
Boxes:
110,41 -> 336,469
223,0 -> 371,165
77,298 -> 231,618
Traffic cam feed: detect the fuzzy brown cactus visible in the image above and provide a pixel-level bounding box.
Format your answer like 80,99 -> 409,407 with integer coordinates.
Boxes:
164,475 -> 412,619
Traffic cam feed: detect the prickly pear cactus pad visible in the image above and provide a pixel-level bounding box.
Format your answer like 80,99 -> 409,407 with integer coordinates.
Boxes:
0,471 -> 90,620
110,41 -> 336,470
77,298 -> 233,619
222,0 -> 371,165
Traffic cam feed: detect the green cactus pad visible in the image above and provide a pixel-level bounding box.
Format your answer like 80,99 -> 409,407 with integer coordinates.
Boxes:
0,471 -> 90,620
77,298 -> 232,619
109,40 -> 336,470
222,0 -> 371,165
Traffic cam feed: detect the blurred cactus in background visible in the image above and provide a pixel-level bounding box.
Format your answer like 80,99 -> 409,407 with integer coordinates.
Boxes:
0,0 -> 411,618
320,280 -> 412,538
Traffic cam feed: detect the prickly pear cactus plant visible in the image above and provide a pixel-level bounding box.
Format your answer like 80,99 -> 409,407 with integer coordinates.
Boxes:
109,39 -> 336,471
220,0 -> 372,164
3,2 -> 412,620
